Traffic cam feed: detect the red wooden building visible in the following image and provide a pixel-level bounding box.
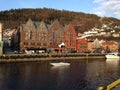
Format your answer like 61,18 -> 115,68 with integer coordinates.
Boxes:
64,23 -> 76,52
76,38 -> 88,53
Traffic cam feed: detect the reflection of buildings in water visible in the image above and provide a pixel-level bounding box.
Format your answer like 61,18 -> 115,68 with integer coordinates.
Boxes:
106,59 -> 120,66
86,60 -> 120,86
50,61 -> 88,89
85,61 -> 106,86
50,65 -> 70,77
86,61 -> 103,77
0,67 -> 4,89
23,65 -> 32,83
50,65 -> 70,88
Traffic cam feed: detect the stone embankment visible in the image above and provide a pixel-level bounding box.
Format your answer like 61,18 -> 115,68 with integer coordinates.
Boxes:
0,53 -> 106,63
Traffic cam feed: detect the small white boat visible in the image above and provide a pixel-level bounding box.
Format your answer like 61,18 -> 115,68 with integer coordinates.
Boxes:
50,62 -> 70,67
105,53 -> 119,59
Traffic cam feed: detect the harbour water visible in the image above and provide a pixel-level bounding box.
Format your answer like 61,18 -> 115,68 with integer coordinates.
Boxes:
0,59 -> 119,90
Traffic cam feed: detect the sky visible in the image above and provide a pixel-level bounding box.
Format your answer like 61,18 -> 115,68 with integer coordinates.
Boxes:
0,0 -> 120,19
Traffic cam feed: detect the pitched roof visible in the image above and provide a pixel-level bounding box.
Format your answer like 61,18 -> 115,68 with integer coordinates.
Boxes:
33,21 -> 40,28
21,19 -> 50,30
49,19 -> 63,30
63,25 -> 69,31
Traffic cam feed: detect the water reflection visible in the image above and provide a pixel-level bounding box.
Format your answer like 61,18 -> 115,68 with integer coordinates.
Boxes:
50,65 -> 70,90
0,59 -> 119,90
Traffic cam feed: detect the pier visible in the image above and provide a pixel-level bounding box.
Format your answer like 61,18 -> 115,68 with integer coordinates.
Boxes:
0,53 -> 106,63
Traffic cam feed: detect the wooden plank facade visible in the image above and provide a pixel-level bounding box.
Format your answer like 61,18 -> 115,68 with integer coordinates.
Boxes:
64,23 -> 76,52
11,19 -> 77,53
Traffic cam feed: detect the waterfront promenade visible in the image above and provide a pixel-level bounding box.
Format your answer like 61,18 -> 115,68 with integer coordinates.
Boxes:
0,53 -> 106,63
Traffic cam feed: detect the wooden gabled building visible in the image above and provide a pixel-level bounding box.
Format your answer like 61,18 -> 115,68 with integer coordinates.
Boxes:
11,19 -> 77,53
48,19 -> 64,50
76,38 -> 88,53
64,23 -> 76,52
12,18 -> 49,52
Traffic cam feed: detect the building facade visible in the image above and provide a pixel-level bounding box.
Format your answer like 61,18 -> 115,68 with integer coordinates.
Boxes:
11,19 -> 77,53
64,23 -> 76,52
11,19 -> 49,53
48,20 -> 64,50
101,41 -> 119,52
76,38 -> 88,53
87,41 -> 93,52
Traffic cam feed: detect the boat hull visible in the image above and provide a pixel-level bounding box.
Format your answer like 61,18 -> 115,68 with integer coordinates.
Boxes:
105,53 -> 119,59
50,62 -> 70,67
105,55 -> 119,59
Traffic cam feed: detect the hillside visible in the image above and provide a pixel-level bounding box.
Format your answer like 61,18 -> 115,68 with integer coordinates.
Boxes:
0,8 -> 120,34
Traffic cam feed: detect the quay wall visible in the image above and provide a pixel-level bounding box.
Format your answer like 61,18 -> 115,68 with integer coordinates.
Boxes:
0,53 -> 106,63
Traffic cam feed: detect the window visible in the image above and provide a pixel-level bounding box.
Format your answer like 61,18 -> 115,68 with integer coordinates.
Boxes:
37,43 -> 41,46
31,42 -> 35,45
31,31 -> 35,40
43,43 -> 47,46
24,42 -> 28,45
84,45 -> 87,48
80,45 -> 82,48
24,31 -> 29,40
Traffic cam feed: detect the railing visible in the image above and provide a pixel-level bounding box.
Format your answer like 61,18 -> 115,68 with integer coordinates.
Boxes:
98,79 -> 120,90
106,79 -> 120,90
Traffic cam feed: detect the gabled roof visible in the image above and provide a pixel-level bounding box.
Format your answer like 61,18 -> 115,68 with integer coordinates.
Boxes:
49,19 -> 63,30
21,19 -> 75,33
46,24 -> 51,29
37,21 -> 48,31
33,21 -> 40,28
63,23 -> 75,32
63,25 -> 69,31
24,18 -> 36,30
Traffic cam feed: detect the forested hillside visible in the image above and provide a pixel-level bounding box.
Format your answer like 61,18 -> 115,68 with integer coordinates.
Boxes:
0,8 -> 120,33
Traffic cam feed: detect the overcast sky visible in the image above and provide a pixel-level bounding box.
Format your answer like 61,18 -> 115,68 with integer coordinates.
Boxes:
0,0 -> 120,19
